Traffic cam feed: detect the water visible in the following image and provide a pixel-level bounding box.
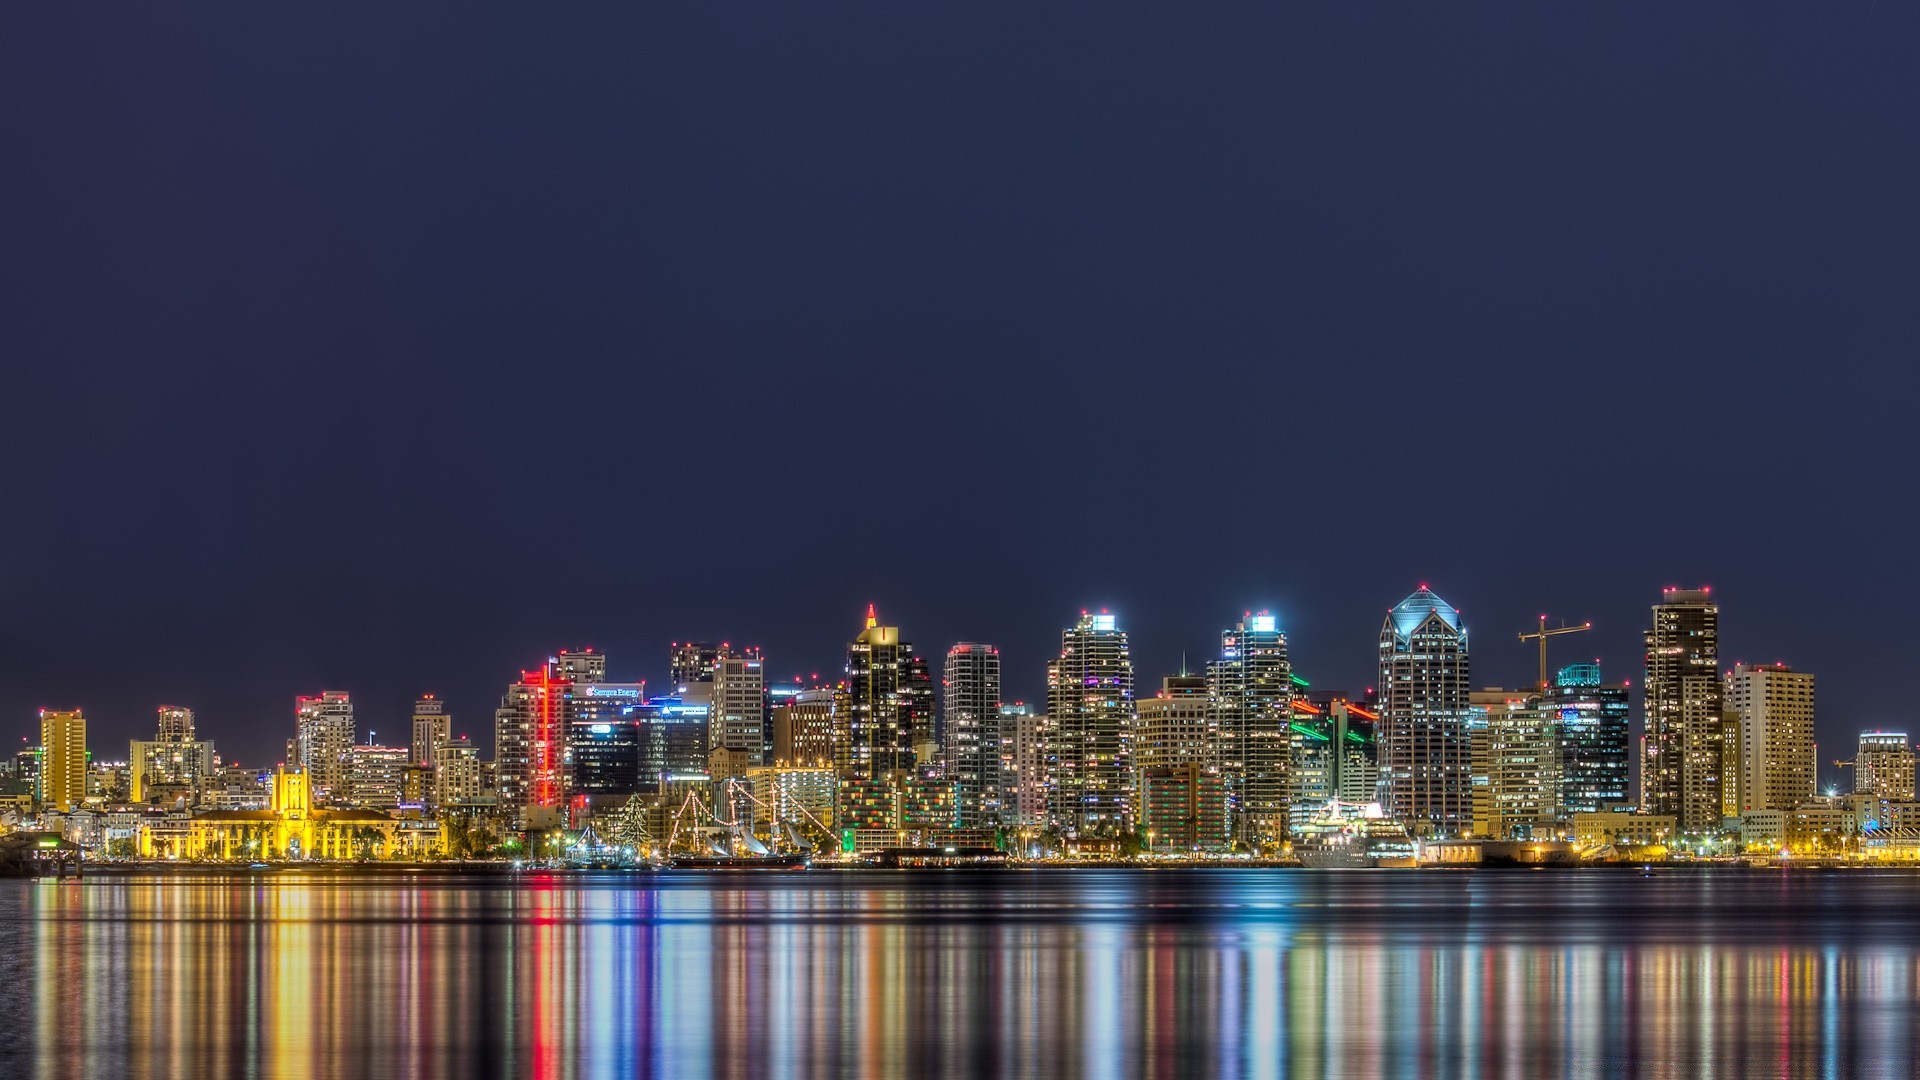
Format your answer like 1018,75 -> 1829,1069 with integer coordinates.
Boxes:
3,867 -> 1918,1078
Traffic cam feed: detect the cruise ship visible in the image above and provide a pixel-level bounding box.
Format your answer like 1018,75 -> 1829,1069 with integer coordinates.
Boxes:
1291,800 -> 1419,868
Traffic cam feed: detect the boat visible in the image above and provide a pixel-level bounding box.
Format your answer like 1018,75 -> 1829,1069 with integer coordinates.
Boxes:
663,778 -> 818,871
1292,800 -> 1419,868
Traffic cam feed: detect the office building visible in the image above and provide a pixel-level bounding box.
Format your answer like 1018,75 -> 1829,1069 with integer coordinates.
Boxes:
1854,732 -> 1915,800
710,653 -> 767,765
1046,611 -> 1136,837
1208,613 -> 1293,848
347,744 -> 409,808
129,705 -> 216,804
1473,688 -> 1556,839
1728,662 -> 1817,813
1543,662 -> 1631,815
39,709 -> 87,813
839,606 -> 935,779
943,644 -> 1002,829
433,738 -> 484,808
411,696 -> 449,768
639,697 -> 711,793
1378,586 -> 1473,837
771,686 -> 836,766
1137,675 -> 1226,849
295,692 -> 355,806
1643,587 -> 1723,833
493,660 -> 573,822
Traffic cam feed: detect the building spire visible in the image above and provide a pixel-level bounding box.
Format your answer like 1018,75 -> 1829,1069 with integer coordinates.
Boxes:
865,603 -> 878,630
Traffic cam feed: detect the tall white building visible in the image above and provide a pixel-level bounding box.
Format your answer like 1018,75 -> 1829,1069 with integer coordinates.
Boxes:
1046,611 -> 1135,837
999,703 -> 1047,829
1208,613 -> 1292,849
710,653 -> 768,765
1728,662 -> 1816,812
411,696 -> 450,768
295,692 -> 355,806
434,737 -> 484,808
943,644 -> 1002,829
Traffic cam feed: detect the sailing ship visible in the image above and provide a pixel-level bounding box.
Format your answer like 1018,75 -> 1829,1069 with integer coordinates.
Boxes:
665,778 -> 815,870
1291,799 -> 1419,868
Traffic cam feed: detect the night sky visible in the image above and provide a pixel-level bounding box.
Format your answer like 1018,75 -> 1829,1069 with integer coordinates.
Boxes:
3,8 -> 1915,774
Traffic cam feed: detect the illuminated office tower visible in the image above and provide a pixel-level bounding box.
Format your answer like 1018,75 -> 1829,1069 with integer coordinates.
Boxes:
1378,587 -> 1472,837
670,642 -> 724,689
943,644 -> 1002,829
1208,613 -> 1293,848
411,696 -> 450,768
1854,732 -> 1916,800
565,680 -> 647,796
710,653 -> 767,765
38,709 -> 87,813
129,705 -> 216,804
552,648 -> 607,686
1137,675 -> 1226,848
347,743 -> 409,808
999,703 -> 1047,828
839,606 -> 935,779
1727,662 -> 1817,813
1543,662 -> 1632,815
295,692 -> 355,806
1642,587 -> 1722,832
1473,688 -> 1555,839
771,686 -> 836,766
1291,693 -> 1380,814
638,696 -> 712,793
1046,611 -> 1136,837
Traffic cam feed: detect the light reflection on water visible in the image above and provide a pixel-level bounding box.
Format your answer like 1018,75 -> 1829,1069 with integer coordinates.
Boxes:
0,868 -> 1916,1078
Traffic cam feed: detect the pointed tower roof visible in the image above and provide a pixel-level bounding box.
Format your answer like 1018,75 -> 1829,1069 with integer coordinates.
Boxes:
1387,586 -> 1463,641
865,603 -> 878,630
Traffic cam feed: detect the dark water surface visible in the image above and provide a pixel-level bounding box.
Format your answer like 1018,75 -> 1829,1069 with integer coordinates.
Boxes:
3,867 -> 1918,1078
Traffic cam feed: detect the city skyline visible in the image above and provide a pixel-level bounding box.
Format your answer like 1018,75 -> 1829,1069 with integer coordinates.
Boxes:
4,582 -> 1873,793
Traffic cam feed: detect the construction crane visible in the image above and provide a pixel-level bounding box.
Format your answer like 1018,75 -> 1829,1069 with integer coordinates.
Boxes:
1518,614 -> 1593,693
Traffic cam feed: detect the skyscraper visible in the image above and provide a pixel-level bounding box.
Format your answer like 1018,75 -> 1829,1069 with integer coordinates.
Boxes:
38,708 -> 86,813
943,644 -> 1002,829
1727,661 -> 1817,813
1643,587 -> 1722,833
1854,732 -> 1915,800
1046,611 -> 1136,837
999,703 -> 1047,829
771,686 -> 836,766
411,696 -> 449,768
294,692 -> 355,806
1137,674 -> 1227,849
1207,613 -> 1292,849
1543,662 -> 1631,816
670,642 -> 724,690
710,653 -> 768,765
1378,587 -> 1472,837
129,705 -> 216,805
839,606 -> 934,779
494,662 -> 570,823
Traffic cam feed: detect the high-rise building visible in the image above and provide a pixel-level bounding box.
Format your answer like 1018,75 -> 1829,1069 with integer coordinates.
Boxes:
1473,688 -> 1556,839
552,648 -> 607,686
494,662 -> 571,822
295,692 -> 355,806
1046,611 -> 1136,837
1291,692 -> 1380,812
129,705 -> 216,804
839,607 -> 935,779
347,744 -> 409,808
1643,587 -> 1723,833
1378,587 -> 1472,837
1854,732 -> 1916,800
1136,675 -> 1227,848
1208,613 -> 1293,849
670,642 -> 724,690
433,737 -> 483,807
710,653 -> 768,765
39,709 -> 87,813
1544,662 -> 1631,816
411,696 -> 450,768
639,697 -> 712,793
771,686 -> 836,766
943,644 -> 1002,829
1727,662 -> 1817,813
999,703 -> 1047,829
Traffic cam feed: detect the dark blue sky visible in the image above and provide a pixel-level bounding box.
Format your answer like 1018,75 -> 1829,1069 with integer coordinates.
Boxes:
2,7 -> 1915,775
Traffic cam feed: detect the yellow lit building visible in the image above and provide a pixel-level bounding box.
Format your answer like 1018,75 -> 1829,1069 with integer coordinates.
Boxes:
39,709 -> 87,813
139,767 -> 444,861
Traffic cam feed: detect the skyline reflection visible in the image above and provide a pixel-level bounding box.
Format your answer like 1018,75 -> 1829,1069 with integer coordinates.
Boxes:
1,870 -> 1914,1078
